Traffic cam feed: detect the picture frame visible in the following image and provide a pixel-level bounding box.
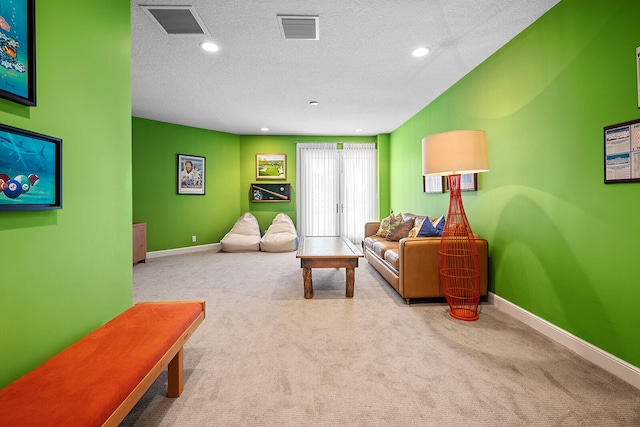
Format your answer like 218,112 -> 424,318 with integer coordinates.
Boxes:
604,118 -> 640,184
637,45 -> 640,108
177,154 -> 205,194
256,153 -> 286,179
0,0 -> 36,106
460,173 -> 478,191
250,183 -> 291,202
423,176 -> 445,194
0,123 -> 62,210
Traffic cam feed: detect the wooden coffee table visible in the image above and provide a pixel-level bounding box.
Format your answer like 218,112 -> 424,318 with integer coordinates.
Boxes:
296,236 -> 364,299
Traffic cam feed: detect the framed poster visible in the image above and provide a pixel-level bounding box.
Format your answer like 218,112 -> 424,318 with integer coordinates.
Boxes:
460,173 -> 478,191
423,175 -> 445,193
637,46 -> 640,108
256,153 -> 286,179
604,118 -> 640,184
0,0 -> 36,106
177,154 -> 205,194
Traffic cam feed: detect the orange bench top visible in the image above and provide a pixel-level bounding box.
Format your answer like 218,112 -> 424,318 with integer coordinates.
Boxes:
0,301 -> 205,427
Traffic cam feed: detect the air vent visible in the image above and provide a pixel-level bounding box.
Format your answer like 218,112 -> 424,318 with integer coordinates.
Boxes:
277,15 -> 319,40
140,5 -> 209,35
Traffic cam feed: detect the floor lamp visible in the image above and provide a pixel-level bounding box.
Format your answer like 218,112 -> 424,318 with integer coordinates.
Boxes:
422,130 -> 489,321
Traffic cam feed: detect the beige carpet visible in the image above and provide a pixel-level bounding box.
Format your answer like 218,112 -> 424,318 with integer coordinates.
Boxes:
123,250 -> 640,426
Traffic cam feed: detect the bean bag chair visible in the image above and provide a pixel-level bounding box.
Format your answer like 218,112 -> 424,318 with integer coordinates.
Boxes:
220,213 -> 261,252
260,213 -> 298,252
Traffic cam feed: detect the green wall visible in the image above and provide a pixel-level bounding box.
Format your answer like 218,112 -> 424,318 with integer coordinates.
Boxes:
390,0 -> 640,367
131,124 -> 381,245
238,135 -> 378,230
0,1 -> 131,387
132,118 -> 241,251
376,133 -> 391,217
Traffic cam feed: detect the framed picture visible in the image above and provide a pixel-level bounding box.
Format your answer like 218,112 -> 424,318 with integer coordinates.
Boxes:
177,154 -> 205,194
460,173 -> 478,191
423,176 -> 445,193
604,118 -> 640,184
250,183 -> 291,202
637,46 -> 640,108
0,123 -> 61,210
0,0 -> 36,106
256,153 -> 286,179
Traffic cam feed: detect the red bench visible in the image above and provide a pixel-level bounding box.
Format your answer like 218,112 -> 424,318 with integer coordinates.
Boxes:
0,300 -> 205,427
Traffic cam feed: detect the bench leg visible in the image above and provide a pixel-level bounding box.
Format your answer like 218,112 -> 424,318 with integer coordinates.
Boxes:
168,347 -> 184,398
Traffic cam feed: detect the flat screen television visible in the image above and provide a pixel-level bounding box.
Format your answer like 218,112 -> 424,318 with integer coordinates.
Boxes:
0,123 -> 62,210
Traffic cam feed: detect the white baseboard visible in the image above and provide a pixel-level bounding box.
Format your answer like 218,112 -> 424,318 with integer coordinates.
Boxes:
146,243 -> 221,259
489,293 -> 640,390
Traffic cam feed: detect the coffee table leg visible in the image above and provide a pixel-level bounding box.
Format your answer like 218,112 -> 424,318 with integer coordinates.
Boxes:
303,267 -> 313,299
346,267 -> 354,298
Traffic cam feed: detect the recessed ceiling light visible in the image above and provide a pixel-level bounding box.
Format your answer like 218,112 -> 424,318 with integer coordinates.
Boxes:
261,127 -> 269,132
309,101 -> 319,106
355,128 -> 363,132
412,47 -> 430,57
200,41 -> 219,52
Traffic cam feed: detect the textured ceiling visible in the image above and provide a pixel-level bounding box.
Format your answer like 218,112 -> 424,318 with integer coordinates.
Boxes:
131,0 -> 560,136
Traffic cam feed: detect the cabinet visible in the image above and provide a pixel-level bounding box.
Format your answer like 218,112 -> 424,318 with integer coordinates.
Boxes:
133,222 -> 147,265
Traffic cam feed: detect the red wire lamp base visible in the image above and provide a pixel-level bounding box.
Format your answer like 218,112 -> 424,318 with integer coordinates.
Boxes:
422,129 -> 489,322
440,174 -> 481,321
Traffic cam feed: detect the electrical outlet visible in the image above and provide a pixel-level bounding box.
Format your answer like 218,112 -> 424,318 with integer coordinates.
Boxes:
192,235 -> 197,243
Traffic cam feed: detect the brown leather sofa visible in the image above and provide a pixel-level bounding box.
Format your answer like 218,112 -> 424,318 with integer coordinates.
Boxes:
363,213 -> 488,304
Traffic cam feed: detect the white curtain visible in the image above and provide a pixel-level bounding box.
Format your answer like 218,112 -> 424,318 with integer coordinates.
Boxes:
296,142 -> 377,243
342,143 -> 378,243
296,143 -> 340,237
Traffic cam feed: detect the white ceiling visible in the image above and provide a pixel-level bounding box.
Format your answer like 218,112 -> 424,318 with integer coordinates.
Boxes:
131,0 -> 560,136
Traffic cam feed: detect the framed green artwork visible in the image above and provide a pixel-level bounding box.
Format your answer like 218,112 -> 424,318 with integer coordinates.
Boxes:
256,153 -> 286,179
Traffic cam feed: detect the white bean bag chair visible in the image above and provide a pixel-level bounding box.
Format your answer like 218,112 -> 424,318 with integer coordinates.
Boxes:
260,213 -> 298,252
220,213 -> 261,252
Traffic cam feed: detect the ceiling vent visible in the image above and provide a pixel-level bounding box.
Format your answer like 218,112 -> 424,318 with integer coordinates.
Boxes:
277,15 -> 319,40
140,5 -> 210,35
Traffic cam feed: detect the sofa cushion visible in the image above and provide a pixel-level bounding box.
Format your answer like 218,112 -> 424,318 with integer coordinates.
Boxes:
363,235 -> 376,252
367,237 -> 397,261
385,217 -> 414,241
400,213 -> 420,223
383,249 -> 400,270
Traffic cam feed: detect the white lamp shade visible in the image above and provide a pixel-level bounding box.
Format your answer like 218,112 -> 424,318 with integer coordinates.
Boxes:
422,130 -> 489,176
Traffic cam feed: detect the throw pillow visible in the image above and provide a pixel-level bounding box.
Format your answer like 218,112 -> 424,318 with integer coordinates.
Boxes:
385,218 -> 415,241
417,215 -> 445,237
375,216 -> 391,237
376,213 -> 401,238
408,216 -> 426,238
431,215 -> 445,235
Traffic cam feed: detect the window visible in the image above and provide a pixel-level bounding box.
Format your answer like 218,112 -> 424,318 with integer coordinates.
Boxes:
296,142 -> 377,243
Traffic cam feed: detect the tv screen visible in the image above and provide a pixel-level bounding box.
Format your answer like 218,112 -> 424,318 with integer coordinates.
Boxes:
0,124 -> 62,210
